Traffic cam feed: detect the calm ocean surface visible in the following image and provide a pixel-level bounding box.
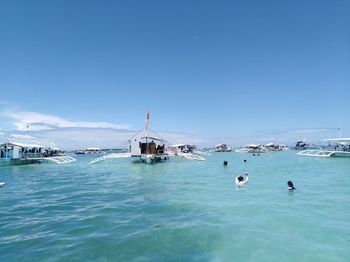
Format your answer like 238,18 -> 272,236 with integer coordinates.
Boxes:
0,151 -> 349,261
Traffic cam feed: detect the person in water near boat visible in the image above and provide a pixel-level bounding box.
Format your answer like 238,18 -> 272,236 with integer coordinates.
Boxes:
235,172 -> 248,186
287,181 -> 295,191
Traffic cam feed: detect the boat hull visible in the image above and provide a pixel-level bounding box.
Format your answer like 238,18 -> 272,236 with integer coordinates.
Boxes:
140,154 -> 169,164
0,158 -> 43,166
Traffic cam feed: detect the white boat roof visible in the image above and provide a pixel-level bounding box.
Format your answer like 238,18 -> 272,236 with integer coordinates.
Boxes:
265,143 -> 275,146
323,138 -> 350,142
49,147 -> 62,150
85,147 -> 100,150
172,144 -> 194,147
246,144 -> 260,147
214,144 -> 226,147
0,142 -> 44,148
141,136 -> 166,142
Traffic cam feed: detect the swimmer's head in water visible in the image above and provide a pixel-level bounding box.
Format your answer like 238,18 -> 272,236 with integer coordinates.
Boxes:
238,176 -> 244,182
287,180 -> 295,190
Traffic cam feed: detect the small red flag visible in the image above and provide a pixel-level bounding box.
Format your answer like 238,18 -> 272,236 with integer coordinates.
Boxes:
145,112 -> 150,129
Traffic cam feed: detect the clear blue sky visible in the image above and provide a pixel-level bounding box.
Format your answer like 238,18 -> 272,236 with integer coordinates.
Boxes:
0,0 -> 349,139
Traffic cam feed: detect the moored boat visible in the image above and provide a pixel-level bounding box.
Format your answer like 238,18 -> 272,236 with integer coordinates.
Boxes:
0,142 -> 76,166
297,138 -> 350,158
213,144 -> 232,152
75,148 -> 101,154
235,144 -> 266,154
130,136 -> 169,164
265,143 -> 288,151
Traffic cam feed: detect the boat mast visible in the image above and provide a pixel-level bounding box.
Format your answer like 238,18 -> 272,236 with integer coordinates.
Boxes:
25,123 -> 30,145
145,111 -> 150,146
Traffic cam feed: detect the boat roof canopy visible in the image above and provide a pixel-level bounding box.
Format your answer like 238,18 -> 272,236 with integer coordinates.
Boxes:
214,144 -> 227,147
140,136 -> 166,142
171,144 -> 194,147
246,144 -> 260,148
49,147 -> 62,150
0,142 -> 44,148
171,144 -> 186,147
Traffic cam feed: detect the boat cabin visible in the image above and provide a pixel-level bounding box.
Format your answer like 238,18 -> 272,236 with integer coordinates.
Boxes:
45,147 -> 64,157
129,136 -> 168,163
129,137 -> 166,156
0,142 -> 44,159
295,141 -> 308,150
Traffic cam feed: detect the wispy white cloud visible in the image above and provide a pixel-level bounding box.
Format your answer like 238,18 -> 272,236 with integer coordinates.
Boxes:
290,128 -> 329,134
0,107 -> 204,149
0,110 -> 129,131
0,128 -> 207,150
10,134 -> 36,139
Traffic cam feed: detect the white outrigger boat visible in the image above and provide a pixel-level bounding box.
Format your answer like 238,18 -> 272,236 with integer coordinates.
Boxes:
90,113 -> 205,164
297,138 -> 350,158
90,136 -> 170,165
132,136 -> 169,164
0,142 -> 76,166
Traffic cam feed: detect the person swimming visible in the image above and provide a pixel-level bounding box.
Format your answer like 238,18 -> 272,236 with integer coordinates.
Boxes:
287,181 -> 295,191
235,173 -> 248,186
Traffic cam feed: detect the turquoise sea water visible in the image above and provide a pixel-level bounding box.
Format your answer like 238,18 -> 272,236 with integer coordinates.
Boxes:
0,151 -> 349,261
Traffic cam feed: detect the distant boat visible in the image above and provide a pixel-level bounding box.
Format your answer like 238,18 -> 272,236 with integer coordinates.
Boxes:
75,148 -> 102,155
90,113 -> 205,164
294,140 -> 319,150
235,144 -> 266,154
170,144 -> 196,154
129,136 -> 169,164
91,112 -> 169,164
297,138 -> 350,158
0,142 -> 76,165
213,144 -> 232,152
170,144 -> 205,161
265,143 -> 288,151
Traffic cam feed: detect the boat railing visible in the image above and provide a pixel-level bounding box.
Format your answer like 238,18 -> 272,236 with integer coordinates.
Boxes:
22,152 -> 45,159
297,150 -> 334,157
45,156 -> 76,164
